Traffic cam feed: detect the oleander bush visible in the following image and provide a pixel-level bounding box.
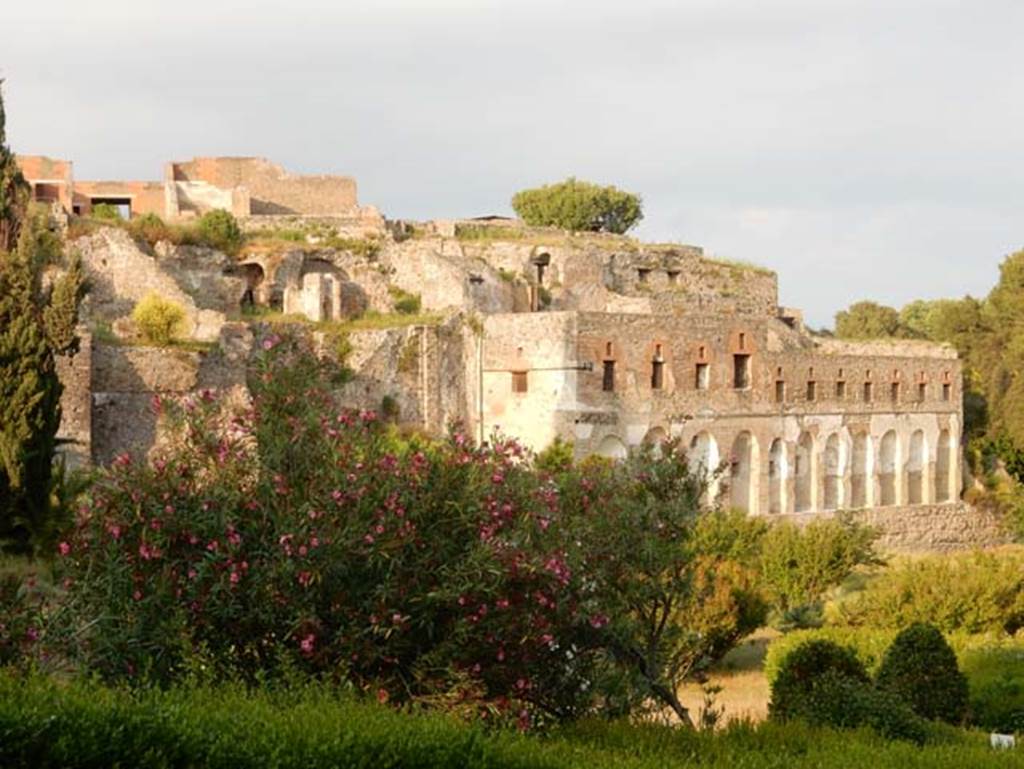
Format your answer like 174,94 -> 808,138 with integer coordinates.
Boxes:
48,332 -> 772,726
875,623 -> 969,724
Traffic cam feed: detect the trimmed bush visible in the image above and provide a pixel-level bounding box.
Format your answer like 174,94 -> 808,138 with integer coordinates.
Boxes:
766,627 -> 898,685
768,639 -> 869,721
876,623 -> 969,724
769,638 -> 929,743
196,209 -> 243,255
131,292 -> 187,346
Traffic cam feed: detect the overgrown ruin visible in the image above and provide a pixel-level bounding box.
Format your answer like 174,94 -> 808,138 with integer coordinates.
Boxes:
18,154 -> 1006,552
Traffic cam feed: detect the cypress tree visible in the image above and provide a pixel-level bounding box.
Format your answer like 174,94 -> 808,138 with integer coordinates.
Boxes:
0,80 -> 83,554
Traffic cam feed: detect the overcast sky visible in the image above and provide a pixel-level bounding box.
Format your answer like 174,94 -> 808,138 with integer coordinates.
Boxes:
5,0 -> 1022,326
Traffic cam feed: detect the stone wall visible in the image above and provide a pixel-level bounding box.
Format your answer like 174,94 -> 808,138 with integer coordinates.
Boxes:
55,332 -> 92,470
778,503 -> 1012,553
171,157 -> 358,216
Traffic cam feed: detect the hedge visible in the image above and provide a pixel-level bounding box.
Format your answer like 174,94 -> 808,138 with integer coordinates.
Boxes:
0,673 -> 1021,769
765,627 -> 1024,732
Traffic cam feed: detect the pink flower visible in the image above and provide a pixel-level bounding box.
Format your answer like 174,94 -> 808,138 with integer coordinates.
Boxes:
107,524 -> 123,540
133,589 -> 143,601
376,688 -> 389,704
25,627 -> 39,642
299,633 -> 316,655
297,571 -> 313,587
230,570 -> 240,585
57,541 -> 71,557
589,614 -> 609,629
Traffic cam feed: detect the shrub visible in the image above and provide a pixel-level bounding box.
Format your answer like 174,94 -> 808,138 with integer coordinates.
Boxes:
876,623 -> 969,724
765,627 -> 898,685
961,643 -> 1024,733
759,516 -> 880,624
768,638 -> 869,722
196,209 -> 243,255
827,549 -> 1024,635
131,292 -> 187,346
769,638 -> 928,743
511,178 -> 643,234
389,286 -> 422,315
90,202 -> 123,221
127,212 -> 179,248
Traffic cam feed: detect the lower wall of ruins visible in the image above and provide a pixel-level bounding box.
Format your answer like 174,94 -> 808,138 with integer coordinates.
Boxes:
778,503 -> 1011,553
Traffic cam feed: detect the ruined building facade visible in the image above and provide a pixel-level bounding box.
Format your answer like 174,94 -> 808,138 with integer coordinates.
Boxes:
16,155 -> 1003,551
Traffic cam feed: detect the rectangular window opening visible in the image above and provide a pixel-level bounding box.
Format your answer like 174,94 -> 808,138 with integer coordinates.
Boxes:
511,371 -> 528,394
864,381 -> 873,402
806,380 -> 817,402
733,354 -> 751,389
637,268 -> 651,283
917,382 -> 927,403
890,382 -> 900,403
942,382 -> 952,401
835,380 -> 846,400
651,359 -> 665,390
602,360 -> 615,392
775,380 -> 785,403
695,362 -> 710,390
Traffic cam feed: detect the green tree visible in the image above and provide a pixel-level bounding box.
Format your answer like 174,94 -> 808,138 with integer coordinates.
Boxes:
0,80 -> 29,252
511,178 -> 643,234
0,87 -> 84,554
834,301 -> 912,340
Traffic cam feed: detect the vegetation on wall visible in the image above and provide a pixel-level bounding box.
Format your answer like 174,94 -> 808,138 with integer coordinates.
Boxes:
130,292 -> 188,346
511,178 -> 643,234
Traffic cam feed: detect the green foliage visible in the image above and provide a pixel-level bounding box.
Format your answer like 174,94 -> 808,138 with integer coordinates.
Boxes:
759,516 -> 881,624
1,675 -> 1013,768
834,301 -> 915,340
90,203 -> 123,221
876,623 -> 968,724
0,81 -> 29,252
769,639 -> 869,719
960,642 -> 1024,733
535,437 -> 575,475
765,627 -> 899,685
126,212 -> 178,248
0,211 -> 84,554
130,292 -> 187,346
388,286 -> 422,315
827,549 -> 1024,635
196,209 -> 243,255
511,178 -> 643,234
769,639 -> 928,743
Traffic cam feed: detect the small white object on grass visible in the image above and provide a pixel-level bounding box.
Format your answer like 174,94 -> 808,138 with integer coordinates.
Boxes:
990,733 -> 1016,750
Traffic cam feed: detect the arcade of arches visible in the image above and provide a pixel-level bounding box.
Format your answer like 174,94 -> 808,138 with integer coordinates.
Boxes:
648,423 -> 960,516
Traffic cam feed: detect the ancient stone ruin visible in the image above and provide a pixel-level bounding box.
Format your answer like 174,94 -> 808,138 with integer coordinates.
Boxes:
18,154 -> 1005,552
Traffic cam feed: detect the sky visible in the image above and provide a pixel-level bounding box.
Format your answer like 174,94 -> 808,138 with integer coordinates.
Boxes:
4,0 -> 1022,327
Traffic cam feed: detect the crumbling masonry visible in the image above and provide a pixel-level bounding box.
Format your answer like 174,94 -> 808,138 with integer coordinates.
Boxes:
17,154 -> 1007,552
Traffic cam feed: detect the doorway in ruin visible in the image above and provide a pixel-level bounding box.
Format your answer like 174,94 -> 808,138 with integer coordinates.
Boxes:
689,431 -> 720,503
823,433 -> 845,510
238,263 -> 266,308
936,429 -> 952,503
729,431 -> 759,515
879,430 -> 899,506
794,432 -> 814,512
907,430 -> 927,504
89,196 -> 132,220
851,432 -> 872,508
768,438 -> 787,514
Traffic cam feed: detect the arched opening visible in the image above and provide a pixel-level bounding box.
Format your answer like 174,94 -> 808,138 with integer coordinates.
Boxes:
238,262 -> 265,308
851,432 -> 872,508
597,435 -> 628,461
823,433 -> 844,510
768,438 -> 787,514
907,430 -> 927,504
689,431 -> 721,504
729,431 -> 759,515
879,430 -> 899,506
643,426 -> 668,457
936,429 -> 952,503
794,432 -> 814,512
